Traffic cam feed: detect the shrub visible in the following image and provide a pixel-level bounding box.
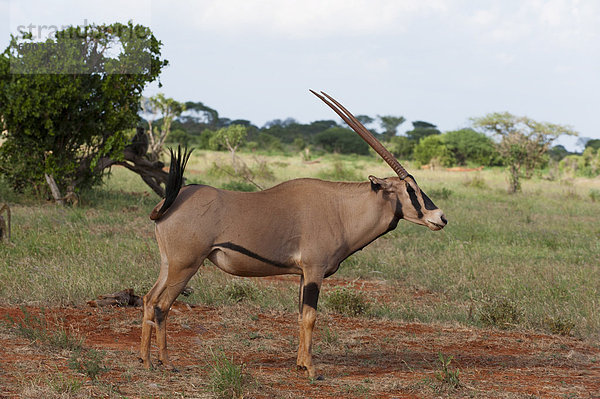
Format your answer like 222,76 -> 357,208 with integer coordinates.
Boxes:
542,316 -> 575,336
427,187 -> 453,200
317,161 -> 362,181
256,132 -> 284,152
223,280 -> 259,302
463,175 -> 487,189
413,135 -> 455,167
478,297 -> 522,329
166,128 -> 195,147
590,189 -> 600,202
325,286 -> 369,316
444,128 -> 500,166
314,127 -> 370,155
221,181 -> 258,192
387,136 -> 415,159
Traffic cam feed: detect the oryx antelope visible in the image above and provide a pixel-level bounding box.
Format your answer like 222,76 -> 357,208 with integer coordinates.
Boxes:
140,91 -> 447,378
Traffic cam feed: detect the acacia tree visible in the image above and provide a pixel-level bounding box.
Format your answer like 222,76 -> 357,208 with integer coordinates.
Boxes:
0,22 -> 168,198
472,112 -> 577,192
211,124 -> 248,172
378,115 -> 406,140
140,93 -> 185,162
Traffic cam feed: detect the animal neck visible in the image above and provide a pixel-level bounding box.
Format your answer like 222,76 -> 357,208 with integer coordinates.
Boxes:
338,181 -> 401,256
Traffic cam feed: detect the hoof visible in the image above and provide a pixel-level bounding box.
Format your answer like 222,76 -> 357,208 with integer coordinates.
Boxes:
139,358 -> 152,369
297,365 -> 307,371
316,375 -> 325,381
157,360 -> 179,372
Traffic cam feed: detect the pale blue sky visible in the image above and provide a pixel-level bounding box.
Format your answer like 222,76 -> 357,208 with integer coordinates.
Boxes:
2,0 -> 599,150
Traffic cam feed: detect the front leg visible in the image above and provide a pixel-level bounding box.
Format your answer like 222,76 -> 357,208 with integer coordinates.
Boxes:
296,273 -> 323,379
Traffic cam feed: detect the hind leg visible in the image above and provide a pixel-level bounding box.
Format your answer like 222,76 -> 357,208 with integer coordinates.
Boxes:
153,262 -> 202,368
140,252 -> 169,369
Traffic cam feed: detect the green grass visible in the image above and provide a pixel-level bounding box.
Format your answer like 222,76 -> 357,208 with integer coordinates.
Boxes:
4,307 -> 84,351
1,152 -> 599,340
208,347 -> 251,399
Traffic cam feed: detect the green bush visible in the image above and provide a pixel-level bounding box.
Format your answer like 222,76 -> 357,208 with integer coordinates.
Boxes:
478,297 -> 522,329
256,132 -> 283,152
559,149 -> 600,177
443,128 -> 500,166
413,135 -> 455,167
387,136 -> 415,159
223,280 -> 259,303
221,181 -> 258,192
166,128 -> 195,147
427,187 -> 453,200
314,127 -> 370,155
317,161 -> 362,181
325,287 -> 369,316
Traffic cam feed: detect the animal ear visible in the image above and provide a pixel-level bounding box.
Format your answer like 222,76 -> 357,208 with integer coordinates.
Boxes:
369,175 -> 393,192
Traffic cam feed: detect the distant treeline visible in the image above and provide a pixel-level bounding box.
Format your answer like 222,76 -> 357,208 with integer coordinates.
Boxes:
152,100 -> 599,175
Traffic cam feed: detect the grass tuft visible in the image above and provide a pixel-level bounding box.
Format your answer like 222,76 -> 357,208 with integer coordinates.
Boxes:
317,160 -> 362,181
68,348 -> 109,381
224,280 -> 260,303
325,286 -> 369,316
463,175 -> 487,189
208,348 -> 250,399
542,315 -> 576,336
427,187 -> 453,200
478,297 -> 522,329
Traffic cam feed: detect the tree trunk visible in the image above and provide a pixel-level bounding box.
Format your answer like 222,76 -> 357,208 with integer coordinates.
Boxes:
92,148 -> 169,197
45,174 -> 65,205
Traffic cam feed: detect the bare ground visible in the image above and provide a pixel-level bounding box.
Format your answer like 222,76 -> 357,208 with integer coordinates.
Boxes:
1,280 -> 599,398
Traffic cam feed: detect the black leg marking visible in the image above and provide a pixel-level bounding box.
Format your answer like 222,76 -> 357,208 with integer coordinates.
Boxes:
302,283 -> 320,310
155,306 -> 165,323
298,276 -> 305,314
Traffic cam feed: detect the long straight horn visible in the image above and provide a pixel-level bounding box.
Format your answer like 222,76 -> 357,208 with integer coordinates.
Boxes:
310,90 -> 409,179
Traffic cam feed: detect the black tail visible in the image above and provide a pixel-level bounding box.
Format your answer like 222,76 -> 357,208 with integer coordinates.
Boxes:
149,146 -> 193,220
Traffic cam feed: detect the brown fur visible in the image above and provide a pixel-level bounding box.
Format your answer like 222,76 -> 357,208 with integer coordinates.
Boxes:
140,177 -> 446,377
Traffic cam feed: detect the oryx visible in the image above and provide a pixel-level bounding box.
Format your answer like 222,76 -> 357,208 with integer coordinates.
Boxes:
140,91 -> 447,378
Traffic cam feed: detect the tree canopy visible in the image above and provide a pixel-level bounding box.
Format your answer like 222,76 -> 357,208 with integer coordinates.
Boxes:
472,112 -> 577,192
0,22 -> 168,197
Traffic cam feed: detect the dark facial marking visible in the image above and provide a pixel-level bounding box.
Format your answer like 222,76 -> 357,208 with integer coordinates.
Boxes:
214,242 -> 290,268
406,183 -> 424,218
370,180 -> 381,192
302,282 -> 320,310
421,191 -> 439,211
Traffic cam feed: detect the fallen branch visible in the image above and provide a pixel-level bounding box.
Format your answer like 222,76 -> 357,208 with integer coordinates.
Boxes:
87,288 -> 143,308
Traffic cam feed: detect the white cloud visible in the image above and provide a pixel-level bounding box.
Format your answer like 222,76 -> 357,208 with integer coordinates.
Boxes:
179,0 -> 448,38
464,0 -> 600,48
8,0 -> 151,40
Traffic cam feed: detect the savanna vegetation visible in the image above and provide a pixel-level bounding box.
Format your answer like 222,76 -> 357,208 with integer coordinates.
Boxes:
1,152 -> 599,338
1,22 -> 599,398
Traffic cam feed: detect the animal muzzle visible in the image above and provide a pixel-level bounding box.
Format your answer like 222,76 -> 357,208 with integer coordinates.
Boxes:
426,210 -> 448,231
